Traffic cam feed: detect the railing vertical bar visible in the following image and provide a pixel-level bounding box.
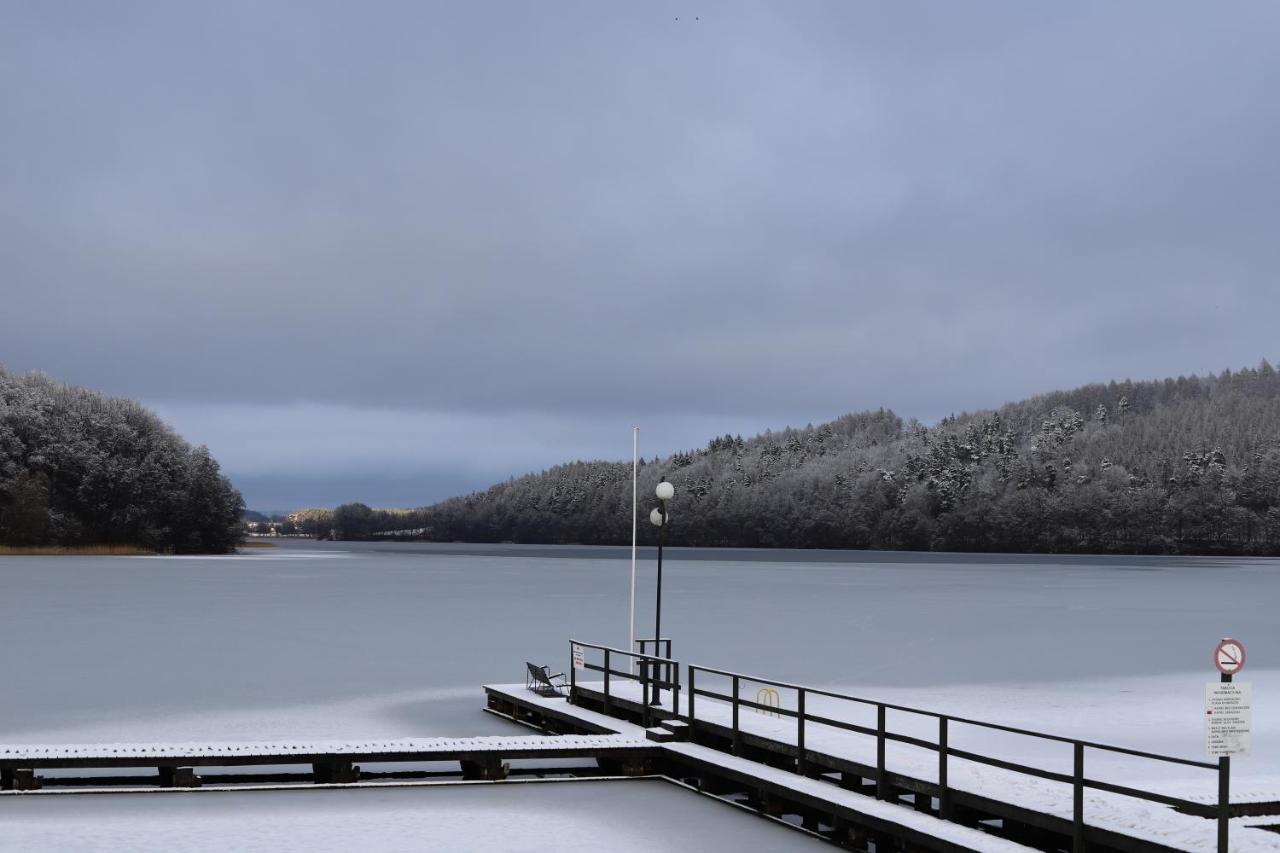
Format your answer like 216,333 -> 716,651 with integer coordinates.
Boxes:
732,675 -> 741,756
938,716 -> 950,819
1073,742 -> 1085,853
603,648 -> 611,716
689,666 -> 697,738
876,704 -> 888,800
569,642 -> 576,700
642,659 -> 650,728
796,688 -> 806,776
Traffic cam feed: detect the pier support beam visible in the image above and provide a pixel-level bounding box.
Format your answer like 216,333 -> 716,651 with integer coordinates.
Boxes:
1,769 -> 41,791
157,766 -> 202,788
460,758 -> 510,781
596,754 -> 652,777
312,760 -> 360,784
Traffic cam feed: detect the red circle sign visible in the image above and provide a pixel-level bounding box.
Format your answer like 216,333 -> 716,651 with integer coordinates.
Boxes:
1214,638 -> 1246,675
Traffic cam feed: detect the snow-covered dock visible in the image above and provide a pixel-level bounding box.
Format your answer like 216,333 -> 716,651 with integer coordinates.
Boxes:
483,641 -> 1280,853
0,734 -> 657,790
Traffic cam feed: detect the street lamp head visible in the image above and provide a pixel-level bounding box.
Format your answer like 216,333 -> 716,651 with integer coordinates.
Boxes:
649,507 -> 666,527
655,480 -> 675,501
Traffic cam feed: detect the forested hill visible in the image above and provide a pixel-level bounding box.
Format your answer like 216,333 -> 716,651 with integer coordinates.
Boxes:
0,369 -> 244,553
408,363 -> 1280,555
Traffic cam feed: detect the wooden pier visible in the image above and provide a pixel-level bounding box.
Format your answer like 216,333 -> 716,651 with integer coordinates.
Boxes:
0,734 -> 656,791
484,641 -> 1280,853
3,638 -> 1277,853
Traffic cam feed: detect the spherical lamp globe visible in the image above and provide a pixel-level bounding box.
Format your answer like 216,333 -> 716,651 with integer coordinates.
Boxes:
649,507 -> 666,527
655,481 -> 675,501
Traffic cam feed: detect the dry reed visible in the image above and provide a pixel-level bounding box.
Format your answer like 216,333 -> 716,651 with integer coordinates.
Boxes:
0,544 -> 158,557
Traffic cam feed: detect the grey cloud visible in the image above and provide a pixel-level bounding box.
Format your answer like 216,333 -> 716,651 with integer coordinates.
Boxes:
4,1 -> 1280,505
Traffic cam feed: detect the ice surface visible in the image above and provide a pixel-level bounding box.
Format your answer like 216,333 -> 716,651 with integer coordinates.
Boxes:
1,541 -> 1276,847
0,779 -> 829,852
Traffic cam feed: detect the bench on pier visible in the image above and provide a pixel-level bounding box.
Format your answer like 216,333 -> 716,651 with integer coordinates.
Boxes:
526,662 -> 569,697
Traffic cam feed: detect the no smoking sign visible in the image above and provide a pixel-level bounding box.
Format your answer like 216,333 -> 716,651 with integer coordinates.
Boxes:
1215,638 -> 1246,676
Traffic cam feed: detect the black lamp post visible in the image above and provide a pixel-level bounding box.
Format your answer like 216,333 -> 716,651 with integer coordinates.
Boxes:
649,477 -> 674,703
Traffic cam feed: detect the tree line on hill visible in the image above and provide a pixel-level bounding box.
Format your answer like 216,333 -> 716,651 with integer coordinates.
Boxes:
0,368 -> 244,553
320,362 -> 1280,555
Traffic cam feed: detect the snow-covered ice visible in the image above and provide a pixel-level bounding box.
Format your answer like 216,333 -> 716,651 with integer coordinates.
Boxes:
1,540 -> 1276,848
0,779 -> 829,852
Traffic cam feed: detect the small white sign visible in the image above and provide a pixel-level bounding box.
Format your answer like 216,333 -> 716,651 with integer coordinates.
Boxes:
1205,682 -> 1251,757
571,644 -> 585,670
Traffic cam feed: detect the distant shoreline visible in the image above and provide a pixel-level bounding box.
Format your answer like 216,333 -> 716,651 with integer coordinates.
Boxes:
0,544 -> 158,557
0,541 -> 276,557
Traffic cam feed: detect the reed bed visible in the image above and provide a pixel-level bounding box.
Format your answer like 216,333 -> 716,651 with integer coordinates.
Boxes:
0,544 -> 158,557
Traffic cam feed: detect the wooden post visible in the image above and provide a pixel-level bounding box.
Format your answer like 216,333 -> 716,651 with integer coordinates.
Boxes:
158,766 -> 201,788
876,704 -> 888,800
313,760 -> 358,784
2,768 -> 39,791
460,758 -> 509,781
1073,742 -> 1085,852
12,769 -> 40,791
796,688 -> 806,775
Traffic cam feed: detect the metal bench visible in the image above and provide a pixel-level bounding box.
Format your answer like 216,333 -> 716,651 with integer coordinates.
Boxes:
526,662 -> 569,697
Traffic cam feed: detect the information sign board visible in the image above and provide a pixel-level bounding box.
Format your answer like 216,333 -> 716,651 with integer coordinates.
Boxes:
1205,682 -> 1251,757
571,643 -> 585,670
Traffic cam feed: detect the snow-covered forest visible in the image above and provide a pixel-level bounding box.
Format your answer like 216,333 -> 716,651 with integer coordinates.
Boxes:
379,363 -> 1280,554
0,368 -> 243,553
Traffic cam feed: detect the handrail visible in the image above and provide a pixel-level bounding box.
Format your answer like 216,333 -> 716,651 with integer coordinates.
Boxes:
570,639 -> 673,664
686,662 -> 1225,848
634,637 -> 673,660
568,640 -> 681,723
687,663 -> 1215,768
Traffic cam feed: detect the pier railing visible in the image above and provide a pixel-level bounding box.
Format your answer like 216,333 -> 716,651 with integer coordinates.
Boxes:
633,637 -> 673,663
568,640 -> 681,722
687,664 -> 1224,851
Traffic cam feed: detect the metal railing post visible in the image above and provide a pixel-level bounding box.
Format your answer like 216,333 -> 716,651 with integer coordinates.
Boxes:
1073,742 -> 1085,853
569,642 -> 576,701
688,667 -> 696,736
603,648 -> 611,716
876,704 -> 888,799
1219,756 -> 1230,853
938,716 -> 950,819
673,665 -> 680,717
796,688 -> 806,775
732,675 -> 741,756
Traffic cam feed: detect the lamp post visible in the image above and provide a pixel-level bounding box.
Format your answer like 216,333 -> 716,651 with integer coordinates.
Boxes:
649,477 -> 674,704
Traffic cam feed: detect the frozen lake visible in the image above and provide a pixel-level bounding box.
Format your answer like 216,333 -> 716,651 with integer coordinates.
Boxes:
0,540 -> 1276,841
0,778 -> 824,852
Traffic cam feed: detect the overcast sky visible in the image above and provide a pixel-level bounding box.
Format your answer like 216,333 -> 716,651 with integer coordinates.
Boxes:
4,2 -> 1279,510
